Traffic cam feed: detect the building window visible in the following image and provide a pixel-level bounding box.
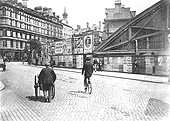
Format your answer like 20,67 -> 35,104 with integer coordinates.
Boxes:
17,14 -> 20,20
10,40 -> 13,47
0,30 -> 3,36
0,9 -> 2,15
13,31 -> 16,37
17,32 -> 21,38
21,23 -> 25,29
15,13 -> 17,19
31,26 -> 33,31
17,21 -> 20,28
31,35 -> 34,39
20,41 -> 23,48
3,40 -> 7,47
10,10 -> 12,17
22,33 -> 25,39
27,34 -> 29,39
6,19 -> 10,25
0,18 -> 6,24
16,41 -> 18,48
25,24 -> 27,30
10,30 -> 13,37
15,21 -> 17,27
12,12 -> 15,18
2,7 -> 6,16
7,30 -> 10,36
12,20 -> 15,26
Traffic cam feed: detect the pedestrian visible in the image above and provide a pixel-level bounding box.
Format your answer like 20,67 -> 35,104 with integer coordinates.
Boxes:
93,58 -> 98,72
98,59 -> 103,72
50,60 -> 55,69
82,57 -> 93,92
38,63 -> 56,103
133,60 -> 139,74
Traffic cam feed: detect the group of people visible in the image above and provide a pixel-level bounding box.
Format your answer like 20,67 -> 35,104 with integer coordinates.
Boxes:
38,57 -> 94,103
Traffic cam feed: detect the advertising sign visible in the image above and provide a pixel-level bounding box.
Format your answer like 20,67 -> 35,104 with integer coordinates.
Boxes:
93,32 -> 102,50
63,38 -> 72,54
84,35 -> 93,54
76,55 -> 83,68
55,41 -> 63,54
73,36 -> 83,54
123,56 -> 132,72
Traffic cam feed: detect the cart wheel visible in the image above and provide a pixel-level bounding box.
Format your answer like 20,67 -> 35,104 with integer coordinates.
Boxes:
51,85 -> 55,99
34,75 -> 39,98
35,86 -> 38,98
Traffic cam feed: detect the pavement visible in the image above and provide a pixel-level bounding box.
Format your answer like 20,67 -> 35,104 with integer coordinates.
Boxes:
1,62 -> 170,121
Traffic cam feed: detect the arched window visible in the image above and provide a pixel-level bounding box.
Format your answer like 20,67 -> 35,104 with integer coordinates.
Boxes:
9,8 -> 13,17
1,6 -> 7,16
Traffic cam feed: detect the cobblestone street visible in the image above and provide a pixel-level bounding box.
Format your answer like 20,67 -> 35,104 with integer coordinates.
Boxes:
0,62 -> 170,121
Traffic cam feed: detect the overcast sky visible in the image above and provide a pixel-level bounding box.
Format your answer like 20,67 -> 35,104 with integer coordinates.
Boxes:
18,0 -> 160,29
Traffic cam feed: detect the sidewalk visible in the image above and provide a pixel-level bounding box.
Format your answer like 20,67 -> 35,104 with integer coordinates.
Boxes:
27,63 -> 169,84
54,67 -> 169,83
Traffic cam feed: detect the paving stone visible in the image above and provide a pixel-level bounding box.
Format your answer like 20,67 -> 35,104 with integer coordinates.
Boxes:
0,62 -> 170,121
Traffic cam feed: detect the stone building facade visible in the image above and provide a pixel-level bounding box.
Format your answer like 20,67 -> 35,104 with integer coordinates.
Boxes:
0,0 -> 63,63
103,0 -> 136,39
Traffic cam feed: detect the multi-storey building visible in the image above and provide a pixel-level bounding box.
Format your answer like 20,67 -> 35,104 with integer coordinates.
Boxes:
0,0 -> 63,63
103,0 -> 136,38
52,7 -> 73,67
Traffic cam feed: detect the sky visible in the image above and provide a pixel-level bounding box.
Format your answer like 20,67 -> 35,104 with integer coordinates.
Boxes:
18,0 -> 160,29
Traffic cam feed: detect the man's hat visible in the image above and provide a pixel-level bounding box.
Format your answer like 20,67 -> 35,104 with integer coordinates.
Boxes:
45,62 -> 50,66
86,57 -> 91,61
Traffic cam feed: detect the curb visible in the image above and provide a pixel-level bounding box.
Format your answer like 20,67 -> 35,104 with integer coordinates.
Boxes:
0,81 -> 5,91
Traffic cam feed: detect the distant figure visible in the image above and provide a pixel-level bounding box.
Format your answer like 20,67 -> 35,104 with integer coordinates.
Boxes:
82,57 -> 93,92
98,59 -> 103,72
93,58 -> 98,72
133,60 -> 139,74
50,60 -> 55,69
38,63 -> 56,103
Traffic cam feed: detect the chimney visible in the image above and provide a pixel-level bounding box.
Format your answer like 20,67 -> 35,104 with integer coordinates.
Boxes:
131,11 -> 136,17
22,0 -> 28,7
34,6 -> 43,13
86,22 -> 89,29
56,15 -> 60,22
47,8 -> 53,16
77,25 -> 81,30
99,21 -> 101,30
115,0 -> 121,13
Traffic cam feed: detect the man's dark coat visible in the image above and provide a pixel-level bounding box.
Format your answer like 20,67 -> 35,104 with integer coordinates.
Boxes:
38,67 -> 56,84
82,61 -> 93,77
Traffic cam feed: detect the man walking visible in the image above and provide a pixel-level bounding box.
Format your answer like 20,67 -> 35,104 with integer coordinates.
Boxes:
82,57 -> 93,92
38,63 -> 56,103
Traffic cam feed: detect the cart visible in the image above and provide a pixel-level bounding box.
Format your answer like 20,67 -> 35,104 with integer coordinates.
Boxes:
34,75 -> 55,99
